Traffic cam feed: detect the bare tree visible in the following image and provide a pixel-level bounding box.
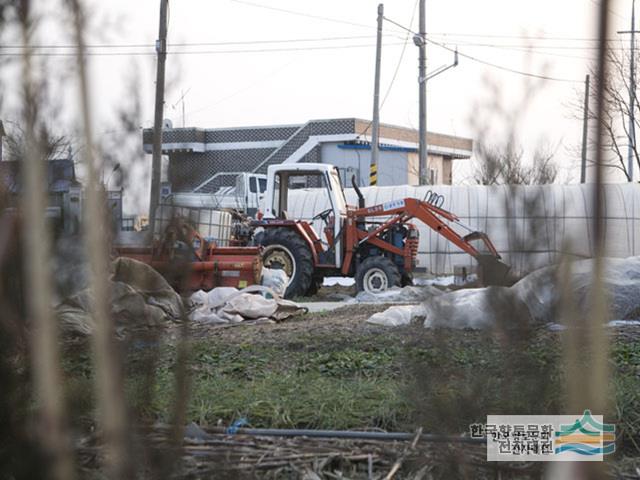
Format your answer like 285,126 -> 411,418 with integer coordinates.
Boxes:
574,46 -> 640,180
473,141 -> 558,185
2,120 -> 70,163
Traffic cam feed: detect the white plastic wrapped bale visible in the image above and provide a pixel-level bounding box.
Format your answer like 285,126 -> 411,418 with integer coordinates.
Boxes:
512,256 -> 640,323
421,286 -> 533,329
287,184 -> 640,277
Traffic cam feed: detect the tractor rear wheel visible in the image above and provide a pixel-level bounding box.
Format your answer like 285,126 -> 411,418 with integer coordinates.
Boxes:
356,257 -> 401,294
259,228 -> 313,299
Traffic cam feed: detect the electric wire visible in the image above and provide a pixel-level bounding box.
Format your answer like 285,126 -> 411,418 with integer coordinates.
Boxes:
426,37 -> 582,83
0,34 -> 395,50
227,0 -> 383,31
382,16 -> 581,83
380,0 -> 419,109
0,41 -> 408,57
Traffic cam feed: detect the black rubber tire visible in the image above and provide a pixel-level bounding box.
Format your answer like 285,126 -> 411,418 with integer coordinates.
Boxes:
401,271 -> 414,287
305,276 -> 324,296
259,228 -> 313,299
355,256 -> 401,294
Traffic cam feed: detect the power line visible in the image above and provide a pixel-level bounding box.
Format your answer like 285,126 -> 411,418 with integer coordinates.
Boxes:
3,33 -> 628,53
0,41 -> 408,57
430,40 -> 628,51
426,37 -> 581,83
360,0 -> 420,141
188,59 -> 298,117
434,41 -> 598,61
227,0 -> 385,31
427,32 -> 622,41
380,0 -> 419,108
378,16 -> 582,83
0,34 -> 406,50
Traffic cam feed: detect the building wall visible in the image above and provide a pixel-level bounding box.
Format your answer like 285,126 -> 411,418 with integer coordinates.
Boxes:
319,143 -> 413,186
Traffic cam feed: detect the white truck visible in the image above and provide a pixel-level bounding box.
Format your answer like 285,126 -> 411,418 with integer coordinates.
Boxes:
161,172 -> 267,217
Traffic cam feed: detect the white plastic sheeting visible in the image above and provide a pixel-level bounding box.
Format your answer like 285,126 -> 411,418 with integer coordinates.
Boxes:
512,256 -> 640,323
288,184 -> 640,276
189,285 -> 307,324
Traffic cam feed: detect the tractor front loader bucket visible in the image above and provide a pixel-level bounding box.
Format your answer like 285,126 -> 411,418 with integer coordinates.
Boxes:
476,254 -> 511,286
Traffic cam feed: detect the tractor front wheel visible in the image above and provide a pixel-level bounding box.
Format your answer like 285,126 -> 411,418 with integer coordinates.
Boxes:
259,228 -> 313,299
356,257 -> 401,294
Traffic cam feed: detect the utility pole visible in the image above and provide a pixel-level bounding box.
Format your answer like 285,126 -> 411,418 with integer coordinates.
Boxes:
619,0 -> 638,181
148,0 -> 169,240
370,3 -> 384,186
581,74 -> 590,184
417,0 -> 428,185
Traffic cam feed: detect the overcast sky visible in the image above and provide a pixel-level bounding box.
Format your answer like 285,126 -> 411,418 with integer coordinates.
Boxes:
0,0 -> 635,204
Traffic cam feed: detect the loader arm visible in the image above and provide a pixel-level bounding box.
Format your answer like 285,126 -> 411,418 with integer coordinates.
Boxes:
345,197 -> 509,284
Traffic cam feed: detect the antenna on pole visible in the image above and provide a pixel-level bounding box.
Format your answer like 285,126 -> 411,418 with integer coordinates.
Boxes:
172,87 -> 191,128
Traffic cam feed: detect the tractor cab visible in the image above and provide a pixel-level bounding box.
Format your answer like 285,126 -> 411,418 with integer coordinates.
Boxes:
262,163 -> 347,268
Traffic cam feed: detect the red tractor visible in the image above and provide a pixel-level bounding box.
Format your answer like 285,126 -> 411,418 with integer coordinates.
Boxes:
246,163 -> 509,298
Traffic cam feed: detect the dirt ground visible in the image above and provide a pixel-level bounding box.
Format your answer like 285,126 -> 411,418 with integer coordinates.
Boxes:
61,283 -> 640,479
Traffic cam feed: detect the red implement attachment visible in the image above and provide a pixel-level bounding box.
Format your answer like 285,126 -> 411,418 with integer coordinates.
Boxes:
116,218 -> 263,292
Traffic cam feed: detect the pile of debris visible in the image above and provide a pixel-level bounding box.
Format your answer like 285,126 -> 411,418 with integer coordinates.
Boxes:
57,257 -> 184,337
56,258 -> 306,336
76,424 -> 517,479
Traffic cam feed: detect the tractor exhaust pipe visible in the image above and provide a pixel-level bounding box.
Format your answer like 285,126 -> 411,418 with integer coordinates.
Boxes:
351,175 -> 365,209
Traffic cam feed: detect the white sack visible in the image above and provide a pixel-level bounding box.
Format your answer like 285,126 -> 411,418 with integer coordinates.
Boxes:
222,293 -> 279,319
367,305 -> 425,327
261,267 -> 289,297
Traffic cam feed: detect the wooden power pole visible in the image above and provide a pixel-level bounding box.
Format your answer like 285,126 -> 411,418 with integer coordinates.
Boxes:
149,0 -> 169,239
581,74 -> 590,184
370,3 -> 384,186
417,0 -> 428,185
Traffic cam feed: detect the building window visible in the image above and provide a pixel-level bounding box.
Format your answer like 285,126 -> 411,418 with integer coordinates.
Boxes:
340,166 -> 360,186
429,168 -> 438,185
